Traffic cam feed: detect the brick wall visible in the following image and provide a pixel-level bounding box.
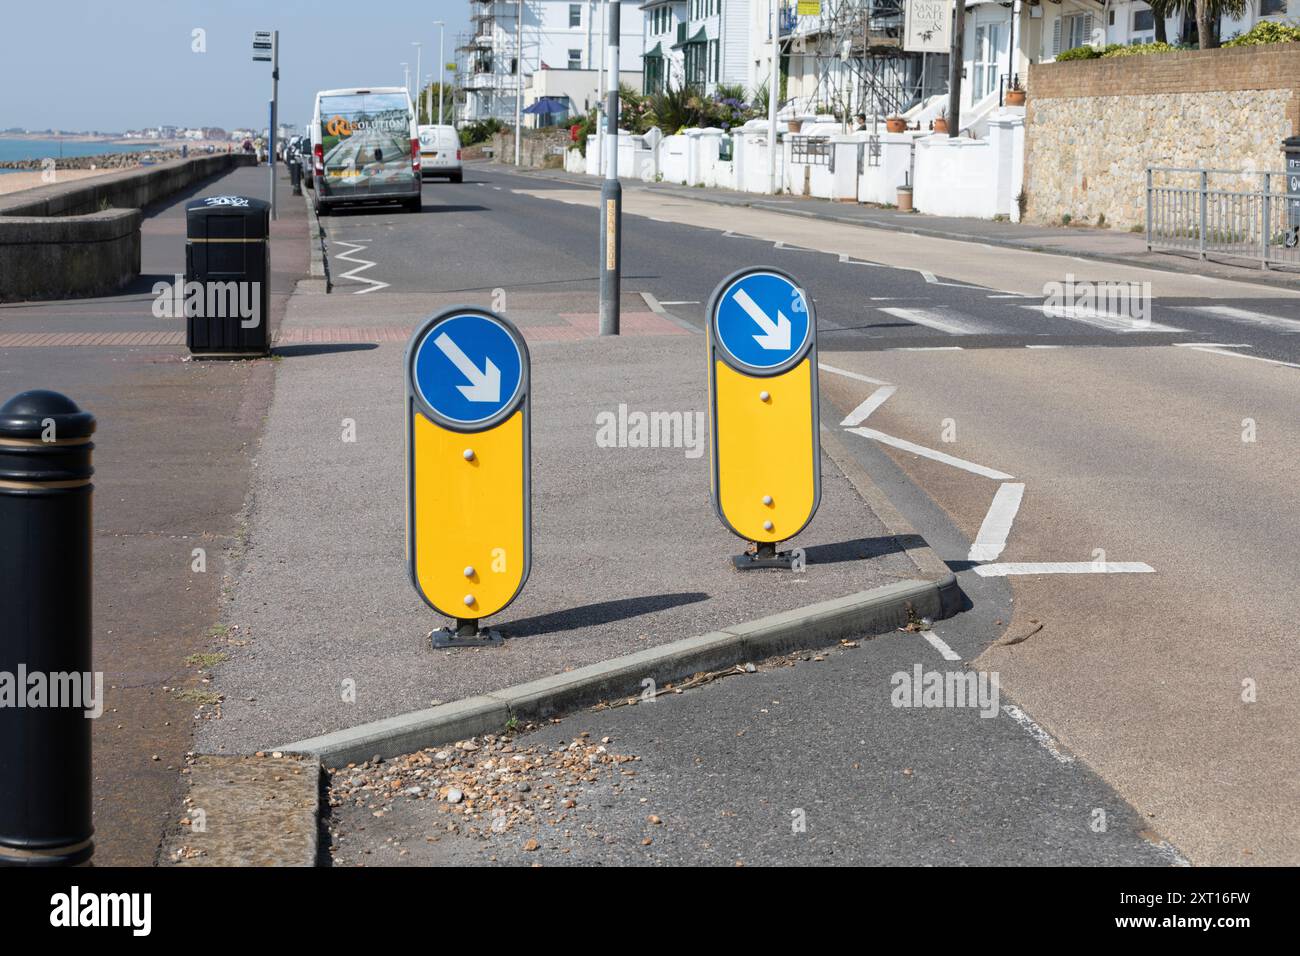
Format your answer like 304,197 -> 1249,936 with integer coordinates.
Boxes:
1023,44 -> 1300,228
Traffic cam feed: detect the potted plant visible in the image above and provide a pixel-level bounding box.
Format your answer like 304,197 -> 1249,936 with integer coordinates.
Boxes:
1006,76 -> 1026,107
885,114 -> 906,134
787,117 -> 802,133
932,110 -> 948,134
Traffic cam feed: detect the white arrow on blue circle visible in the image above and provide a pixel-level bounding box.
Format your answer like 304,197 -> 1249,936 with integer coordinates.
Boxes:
733,288 -> 792,351
434,332 -> 501,403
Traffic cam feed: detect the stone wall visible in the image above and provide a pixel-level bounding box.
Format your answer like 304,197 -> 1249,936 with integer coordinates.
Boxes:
491,129 -> 573,168
0,153 -> 254,302
1023,44 -> 1300,229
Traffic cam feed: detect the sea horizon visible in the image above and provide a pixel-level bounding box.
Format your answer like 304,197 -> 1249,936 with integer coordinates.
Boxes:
0,137 -> 158,171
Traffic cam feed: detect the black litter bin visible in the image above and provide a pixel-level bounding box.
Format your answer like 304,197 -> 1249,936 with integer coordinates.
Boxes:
184,195 -> 271,355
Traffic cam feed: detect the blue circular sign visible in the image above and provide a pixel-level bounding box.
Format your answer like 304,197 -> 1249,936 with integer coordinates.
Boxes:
712,270 -> 813,374
410,312 -> 526,429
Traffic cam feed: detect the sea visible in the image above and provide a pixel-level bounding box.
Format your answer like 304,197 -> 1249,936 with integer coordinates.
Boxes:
0,138 -> 159,172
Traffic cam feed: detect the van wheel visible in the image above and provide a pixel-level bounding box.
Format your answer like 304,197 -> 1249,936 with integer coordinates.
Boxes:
405,197 -> 422,212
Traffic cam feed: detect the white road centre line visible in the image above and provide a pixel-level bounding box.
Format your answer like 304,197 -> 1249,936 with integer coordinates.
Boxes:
880,306 -> 986,335
968,483 -> 1026,562
1174,305 -> 1300,332
921,630 -> 961,661
817,363 -> 892,386
1001,704 -> 1074,765
974,561 -> 1154,577
840,385 -> 897,427
845,426 -> 1015,481
1183,346 -> 1300,369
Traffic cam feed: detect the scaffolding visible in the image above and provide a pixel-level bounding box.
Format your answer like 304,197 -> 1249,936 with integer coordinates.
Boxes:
783,0 -> 946,122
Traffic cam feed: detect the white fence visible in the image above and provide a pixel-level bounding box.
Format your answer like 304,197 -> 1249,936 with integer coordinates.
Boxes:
564,107 -> 1025,221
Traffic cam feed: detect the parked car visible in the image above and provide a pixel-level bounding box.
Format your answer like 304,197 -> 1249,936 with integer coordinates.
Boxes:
310,86 -> 421,215
417,124 -> 462,182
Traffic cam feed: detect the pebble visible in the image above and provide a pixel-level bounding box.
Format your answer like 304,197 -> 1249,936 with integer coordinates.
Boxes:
446,788 -> 464,804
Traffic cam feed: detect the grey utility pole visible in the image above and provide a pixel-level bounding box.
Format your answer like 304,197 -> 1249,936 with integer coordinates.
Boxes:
270,31 -> 279,220
598,0 -> 621,335
767,0 -> 779,194
514,0 -> 524,165
947,0 -> 965,138
436,20 -> 446,124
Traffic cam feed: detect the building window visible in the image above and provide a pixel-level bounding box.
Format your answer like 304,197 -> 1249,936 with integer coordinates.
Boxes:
1260,0 -> 1286,14
1133,9 -> 1154,31
568,48 -> 581,69
569,4 -> 581,27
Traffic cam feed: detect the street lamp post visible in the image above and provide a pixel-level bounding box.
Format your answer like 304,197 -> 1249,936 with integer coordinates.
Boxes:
402,62 -> 410,99
767,1 -> 779,195
412,41 -> 422,113
435,20 -> 446,125
514,0 -> 523,166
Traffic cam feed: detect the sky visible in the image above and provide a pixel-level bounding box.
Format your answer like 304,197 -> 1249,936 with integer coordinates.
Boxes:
0,0 -> 471,133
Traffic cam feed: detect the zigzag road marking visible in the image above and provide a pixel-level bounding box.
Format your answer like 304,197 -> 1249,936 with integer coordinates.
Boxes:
331,239 -> 389,295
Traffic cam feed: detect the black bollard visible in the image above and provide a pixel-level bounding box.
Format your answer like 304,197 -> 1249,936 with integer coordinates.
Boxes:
0,390 -> 96,866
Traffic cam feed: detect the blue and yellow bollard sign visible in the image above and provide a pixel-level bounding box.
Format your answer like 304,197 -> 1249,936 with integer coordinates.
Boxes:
405,308 -> 531,646
706,267 -> 820,569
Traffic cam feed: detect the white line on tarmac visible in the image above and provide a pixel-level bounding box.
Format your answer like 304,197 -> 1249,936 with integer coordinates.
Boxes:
657,300 -> 700,305
921,630 -> 961,661
331,239 -> 389,294
968,483 -> 1026,562
889,346 -> 965,351
817,363 -> 892,386
845,427 -> 1015,480
879,306 -> 985,335
840,385 -> 897,426
1001,704 -> 1074,765
1174,305 -> 1300,332
1025,344 -> 1062,349
1172,342 -> 1252,348
1027,304 -> 1184,333
974,561 -> 1155,576
1183,346 -> 1300,369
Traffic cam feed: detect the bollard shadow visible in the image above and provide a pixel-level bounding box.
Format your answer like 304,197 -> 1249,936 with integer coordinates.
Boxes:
800,536 -> 909,565
272,343 -> 378,358
501,591 -> 709,638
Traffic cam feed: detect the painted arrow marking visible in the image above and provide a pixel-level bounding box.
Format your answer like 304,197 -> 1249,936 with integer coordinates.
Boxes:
732,288 -> 792,351
434,332 -> 501,403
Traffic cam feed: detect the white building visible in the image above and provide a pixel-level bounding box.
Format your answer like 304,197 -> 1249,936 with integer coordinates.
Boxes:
459,0 -> 645,124
640,0 -> 752,94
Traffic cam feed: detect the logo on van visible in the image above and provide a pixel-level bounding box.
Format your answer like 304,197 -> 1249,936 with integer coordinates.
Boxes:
325,115 -> 354,137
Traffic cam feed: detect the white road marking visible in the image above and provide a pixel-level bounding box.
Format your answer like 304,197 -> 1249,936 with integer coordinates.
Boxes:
846,426 -> 1014,480
1172,342 -> 1252,348
1027,303 -> 1183,333
838,253 -> 885,266
331,239 -> 389,294
657,300 -> 700,306
968,483 -> 1026,562
840,385 -> 897,426
1182,346 -> 1300,369
1174,304 -> 1300,332
889,346 -> 964,351
975,561 -> 1154,576
880,306 -> 987,335
1001,704 -> 1074,765
921,630 -> 961,661
1025,344 -> 1062,349
817,363 -> 892,386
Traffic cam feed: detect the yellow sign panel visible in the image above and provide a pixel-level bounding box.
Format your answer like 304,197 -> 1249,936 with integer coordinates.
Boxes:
796,0 -> 821,16
713,358 -> 817,542
409,409 -> 527,617
405,308 -> 531,625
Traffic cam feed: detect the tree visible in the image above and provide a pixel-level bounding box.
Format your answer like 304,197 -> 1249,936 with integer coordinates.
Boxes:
1170,0 -> 1248,49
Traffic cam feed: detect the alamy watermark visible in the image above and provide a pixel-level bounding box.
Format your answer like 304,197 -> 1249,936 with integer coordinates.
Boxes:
596,404 -> 705,459
890,664 -> 1000,718
1042,274 -> 1152,329
0,666 -> 104,718
151,274 -> 261,328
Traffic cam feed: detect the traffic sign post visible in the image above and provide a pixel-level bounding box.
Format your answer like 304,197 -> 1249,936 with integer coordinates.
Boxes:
405,308 -> 531,647
706,266 -> 821,570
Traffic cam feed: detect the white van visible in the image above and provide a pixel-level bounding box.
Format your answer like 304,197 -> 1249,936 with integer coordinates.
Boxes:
417,125 -> 462,182
310,87 -> 421,215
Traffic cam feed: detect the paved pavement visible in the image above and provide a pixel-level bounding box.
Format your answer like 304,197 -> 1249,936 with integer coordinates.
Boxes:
193,271 -> 925,752
0,165 -> 306,864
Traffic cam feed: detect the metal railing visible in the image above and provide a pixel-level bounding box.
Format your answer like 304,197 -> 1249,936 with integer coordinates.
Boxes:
790,135 -> 832,166
1146,166 -> 1299,270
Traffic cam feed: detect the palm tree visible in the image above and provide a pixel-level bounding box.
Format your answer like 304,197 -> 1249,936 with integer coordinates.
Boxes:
1166,0 -> 1248,48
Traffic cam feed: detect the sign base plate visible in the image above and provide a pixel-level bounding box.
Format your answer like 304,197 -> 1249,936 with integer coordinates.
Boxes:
732,542 -> 797,571
430,619 -> 504,649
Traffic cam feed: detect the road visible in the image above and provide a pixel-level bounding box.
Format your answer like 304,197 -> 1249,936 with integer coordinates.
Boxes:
316,163 -> 1300,865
